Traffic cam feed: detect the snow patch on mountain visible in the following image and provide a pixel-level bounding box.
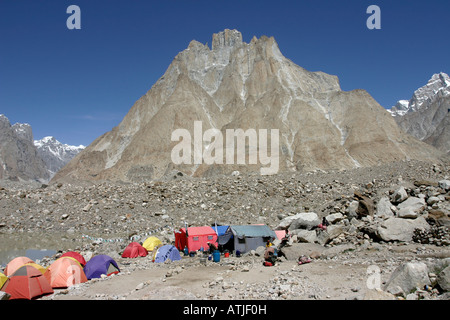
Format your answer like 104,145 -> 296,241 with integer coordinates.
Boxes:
389,72 -> 450,116
34,136 -> 85,177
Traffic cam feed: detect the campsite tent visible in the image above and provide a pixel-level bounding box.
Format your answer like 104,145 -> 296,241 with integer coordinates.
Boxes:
142,236 -> 162,252
174,226 -> 218,252
61,251 -> 87,267
0,272 -> 7,289
83,255 -> 120,280
44,257 -> 88,288
153,245 -> 181,263
1,265 -> 53,300
24,262 -> 46,274
4,256 -> 34,276
122,242 -> 148,258
228,225 -> 277,254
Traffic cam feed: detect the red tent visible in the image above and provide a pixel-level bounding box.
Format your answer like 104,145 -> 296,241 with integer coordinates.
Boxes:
174,226 -> 218,252
2,265 -> 54,300
122,242 -> 148,258
61,251 -> 87,267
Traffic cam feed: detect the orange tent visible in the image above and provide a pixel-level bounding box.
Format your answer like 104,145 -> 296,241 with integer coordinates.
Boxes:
122,242 -> 148,258
4,256 -> 34,276
44,257 -> 88,288
2,265 -> 53,300
24,262 -> 46,274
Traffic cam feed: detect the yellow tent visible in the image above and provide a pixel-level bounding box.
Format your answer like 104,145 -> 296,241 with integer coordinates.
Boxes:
0,272 -> 7,289
24,263 -> 47,274
142,236 -> 162,251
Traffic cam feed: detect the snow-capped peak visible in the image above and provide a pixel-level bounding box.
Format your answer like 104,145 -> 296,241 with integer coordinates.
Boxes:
34,136 -> 85,176
388,72 -> 450,116
34,136 -> 85,151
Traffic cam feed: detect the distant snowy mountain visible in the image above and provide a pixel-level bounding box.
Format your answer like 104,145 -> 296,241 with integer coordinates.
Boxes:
388,72 -> 450,154
34,136 -> 85,177
0,114 -> 85,183
389,72 -> 450,118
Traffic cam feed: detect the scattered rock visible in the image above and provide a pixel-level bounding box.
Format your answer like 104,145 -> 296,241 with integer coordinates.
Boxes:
384,262 -> 431,295
377,217 -> 430,242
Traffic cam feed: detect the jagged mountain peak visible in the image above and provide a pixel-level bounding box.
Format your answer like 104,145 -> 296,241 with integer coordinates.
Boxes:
52,30 -> 443,183
389,72 -> 450,116
388,72 -> 450,154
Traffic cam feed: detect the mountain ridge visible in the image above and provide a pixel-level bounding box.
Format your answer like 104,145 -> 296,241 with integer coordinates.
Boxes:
52,29 -> 444,183
0,114 -> 84,183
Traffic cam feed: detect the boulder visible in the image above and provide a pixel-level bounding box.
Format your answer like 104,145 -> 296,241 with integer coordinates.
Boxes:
320,243 -> 355,259
354,191 -> 375,217
427,196 -> 440,206
391,186 -> 408,204
363,289 -> 396,300
0,291 -> 10,300
276,212 -> 320,231
291,229 -> 317,243
384,262 -> 431,295
280,243 -> 325,261
427,210 -> 450,228
438,180 -> 450,191
376,196 -> 394,219
376,216 -> 430,242
346,200 -> 359,220
437,266 -> 450,292
325,212 -> 344,224
397,197 -> 426,219
316,225 -> 346,245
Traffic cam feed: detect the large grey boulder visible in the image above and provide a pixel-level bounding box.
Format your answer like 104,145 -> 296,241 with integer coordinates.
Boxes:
376,216 -> 429,242
384,262 -> 431,295
437,266 -> 450,292
376,196 -> 394,219
397,197 -> 426,219
291,229 -> 317,243
276,212 -> 320,231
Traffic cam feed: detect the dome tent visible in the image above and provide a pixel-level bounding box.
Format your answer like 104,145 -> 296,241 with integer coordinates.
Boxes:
4,256 -> 34,276
2,265 -> 53,300
61,251 -> 87,267
44,257 -> 88,288
83,255 -> 120,279
153,245 -> 181,263
122,242 -> 148,258
142,236 -> 162,252
0,272 -> 7,289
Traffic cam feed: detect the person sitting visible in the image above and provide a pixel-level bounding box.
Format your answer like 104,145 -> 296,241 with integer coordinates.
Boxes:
264,246 -> 276,266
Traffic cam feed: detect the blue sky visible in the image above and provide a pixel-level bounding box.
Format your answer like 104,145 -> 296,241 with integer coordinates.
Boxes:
0,0 -> 449,146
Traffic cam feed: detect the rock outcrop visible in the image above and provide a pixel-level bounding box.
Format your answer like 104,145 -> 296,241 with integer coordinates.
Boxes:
0,114 -> 49,182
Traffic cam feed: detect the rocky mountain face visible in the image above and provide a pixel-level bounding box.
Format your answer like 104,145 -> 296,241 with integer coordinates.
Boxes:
34,136 -> 85,178
0,114 -> 49,182
0,114 -> 84,183
389,72 -> 450,154
53,29 -> 443,184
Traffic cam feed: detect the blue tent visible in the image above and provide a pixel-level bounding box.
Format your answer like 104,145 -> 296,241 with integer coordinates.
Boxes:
153,245 -> 181,263
83,255 -> 120,279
